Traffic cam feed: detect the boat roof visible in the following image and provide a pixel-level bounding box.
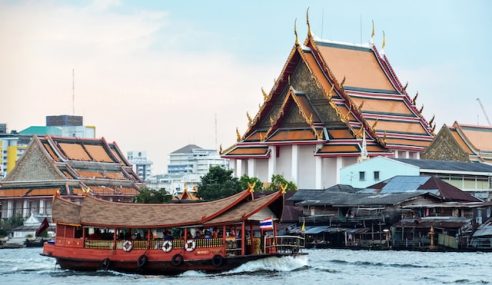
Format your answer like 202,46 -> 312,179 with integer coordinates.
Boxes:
52,189 -> 284,228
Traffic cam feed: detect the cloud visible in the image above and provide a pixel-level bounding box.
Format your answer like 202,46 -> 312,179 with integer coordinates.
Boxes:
0,1 -> 277,173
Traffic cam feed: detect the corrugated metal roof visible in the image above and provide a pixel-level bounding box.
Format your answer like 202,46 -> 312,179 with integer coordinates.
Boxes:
395,158 -> 492,173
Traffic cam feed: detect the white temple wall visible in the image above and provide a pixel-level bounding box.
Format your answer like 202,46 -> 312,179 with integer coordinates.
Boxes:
276,145 -> 292,181
322,157 -> 338,188
298,145 -> 316,189
255,159 -> 268,181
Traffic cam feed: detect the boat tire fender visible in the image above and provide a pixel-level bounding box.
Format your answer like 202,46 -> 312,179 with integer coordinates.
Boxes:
101,258 -> 111,270
171,254 -> 184,266
211,255 -> 225,267
185,239 -> 196,252
137,255 -> 148,268
162,240 -> 173,252
122,240 -> 133,252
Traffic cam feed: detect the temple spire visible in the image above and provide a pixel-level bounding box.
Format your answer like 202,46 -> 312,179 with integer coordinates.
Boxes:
294,18 -> 299,46
370,20 -> 375,45
358,130 -> 369,162
306,8 -> 312,39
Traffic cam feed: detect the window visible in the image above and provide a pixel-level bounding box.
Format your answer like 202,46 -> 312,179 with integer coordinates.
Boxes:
374,171 -> 380,181
359,171 -> 366,181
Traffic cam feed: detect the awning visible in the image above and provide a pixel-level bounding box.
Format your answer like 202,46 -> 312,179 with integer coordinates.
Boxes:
305,226 -> 331,234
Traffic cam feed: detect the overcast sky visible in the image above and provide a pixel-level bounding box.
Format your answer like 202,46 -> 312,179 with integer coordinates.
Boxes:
1,0 -> 491,173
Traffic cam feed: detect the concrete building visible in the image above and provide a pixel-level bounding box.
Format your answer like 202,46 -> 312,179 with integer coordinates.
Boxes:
20,115 -> 96,139
341,156 -> 492,200
147,145 -> 227,195
0,125 -> 28,178
127,151 -> 153,181
222,22 -> 434,190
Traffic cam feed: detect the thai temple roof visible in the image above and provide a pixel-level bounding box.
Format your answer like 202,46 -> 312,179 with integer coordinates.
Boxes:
223,18 -> 434,159
0,136 -> 142,200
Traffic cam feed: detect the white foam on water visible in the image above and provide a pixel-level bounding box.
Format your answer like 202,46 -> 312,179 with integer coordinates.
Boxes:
178,270 -> 208,277
228,255 -> 309,274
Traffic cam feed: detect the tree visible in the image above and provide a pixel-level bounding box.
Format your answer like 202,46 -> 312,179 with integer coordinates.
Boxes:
197,166 -> 242,201
266,174 -> 297,192
239,175 -> 263,192
134,187 -> 172,203
0,214 -> 24,237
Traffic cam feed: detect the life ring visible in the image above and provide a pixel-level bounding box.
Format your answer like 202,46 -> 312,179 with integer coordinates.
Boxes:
162,240 -> 173,252
211,255 -> 224,267
184,239 -> 196,252
137,255 -> 148,268
101,258 -> 111,270
171,254 -> 184,266
122,240 -> 133,252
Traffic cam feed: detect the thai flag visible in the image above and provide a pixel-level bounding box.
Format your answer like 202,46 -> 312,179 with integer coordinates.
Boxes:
260,218 -> 273,230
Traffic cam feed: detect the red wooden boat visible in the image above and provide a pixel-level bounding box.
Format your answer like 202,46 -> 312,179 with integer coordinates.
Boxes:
42,187 -> 306,274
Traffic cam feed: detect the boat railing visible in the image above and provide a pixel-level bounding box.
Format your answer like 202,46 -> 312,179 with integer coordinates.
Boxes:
264,235 -> 305,254
85,239 -> 113,249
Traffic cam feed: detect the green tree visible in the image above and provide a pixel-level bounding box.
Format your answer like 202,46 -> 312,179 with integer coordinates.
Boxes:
266,174 -> 297,192
197,166 -> 242,201
0,214 -> 24,237
134,187 -> 172,203
239,175 -> 263,192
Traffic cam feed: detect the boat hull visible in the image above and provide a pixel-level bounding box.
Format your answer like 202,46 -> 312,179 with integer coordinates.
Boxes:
44,252 -> 305,274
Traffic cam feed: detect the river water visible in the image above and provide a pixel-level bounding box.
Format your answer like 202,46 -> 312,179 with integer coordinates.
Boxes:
1,248 -> 491,285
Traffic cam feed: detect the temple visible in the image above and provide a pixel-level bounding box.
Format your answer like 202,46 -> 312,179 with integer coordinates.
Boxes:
222,16 -> 435,189
423,122 -> 492,164
0,136 -> 142,219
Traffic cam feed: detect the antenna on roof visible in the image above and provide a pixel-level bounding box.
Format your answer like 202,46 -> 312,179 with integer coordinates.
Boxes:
72,68 -> 75,115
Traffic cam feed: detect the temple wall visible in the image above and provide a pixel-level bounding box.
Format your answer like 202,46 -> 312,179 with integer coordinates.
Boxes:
276,145 -> 292,181
298,145 -> 316,189
254,159 -> 268,181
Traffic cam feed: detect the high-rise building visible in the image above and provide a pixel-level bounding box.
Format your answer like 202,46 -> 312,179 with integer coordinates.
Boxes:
127,151 -> 153,181
0,125 -> 28,178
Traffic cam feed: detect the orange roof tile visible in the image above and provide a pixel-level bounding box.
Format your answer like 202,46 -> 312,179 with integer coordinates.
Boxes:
0,188 -> 30,197
449,129 -> 473,154
269,129 -> 317,141
315,42 -> 395,91
84,145 -> 113,163
328,129 -> 354,139
350,97 -> 412,116
58,143 -> 91,161
319,144 -> 360,153
457,124 -> 492,152
367,119 -> 427,135
384,138 -> 432,147
42,143 -> 60,161
228,147 -> 269,156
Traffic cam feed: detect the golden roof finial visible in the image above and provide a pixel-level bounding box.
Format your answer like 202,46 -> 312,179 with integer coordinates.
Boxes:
358,101 -> 365,111
413,92 -> 419,105
247,182 -> 256,193
327,84 -> 335,99
419,105 -> 424,113
382,30 -> 386,50
269,116 -> 275,126
247,112 -> 253,125
306,7 -> 312,39
372,119 -> 379,130
403,82 -> 409,91
259,132 -> 265,142
236,127 -> 241,142
383,131 -> 387,144
371,20 -> 375,44
429,114 -> 435,126
307,113 -> 313,125
219,144 -> 223,155
262,87 -> 268,101
340,76 -> 346,88
279,183 -> 287,194
294,18 -> 299,46
431,124 -> 436,133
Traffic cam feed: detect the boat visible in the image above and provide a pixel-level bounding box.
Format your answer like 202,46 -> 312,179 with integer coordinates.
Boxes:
42,186 -> 306,274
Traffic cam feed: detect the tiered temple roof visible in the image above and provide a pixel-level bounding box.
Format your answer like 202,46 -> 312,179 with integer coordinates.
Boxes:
423,122 -> 492,163
0,136 -> 142,201
223,20 -> 434,159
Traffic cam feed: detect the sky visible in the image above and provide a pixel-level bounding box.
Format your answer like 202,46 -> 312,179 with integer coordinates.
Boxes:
1,0 -> 491,174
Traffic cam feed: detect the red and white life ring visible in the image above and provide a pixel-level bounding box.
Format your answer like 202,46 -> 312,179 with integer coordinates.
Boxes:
184,239 -> 196,252
122,240 -> 133,252
162,240 -> 173,252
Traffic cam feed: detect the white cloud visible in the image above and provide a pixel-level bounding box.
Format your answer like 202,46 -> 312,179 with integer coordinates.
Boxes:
0,1 -> 277,173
